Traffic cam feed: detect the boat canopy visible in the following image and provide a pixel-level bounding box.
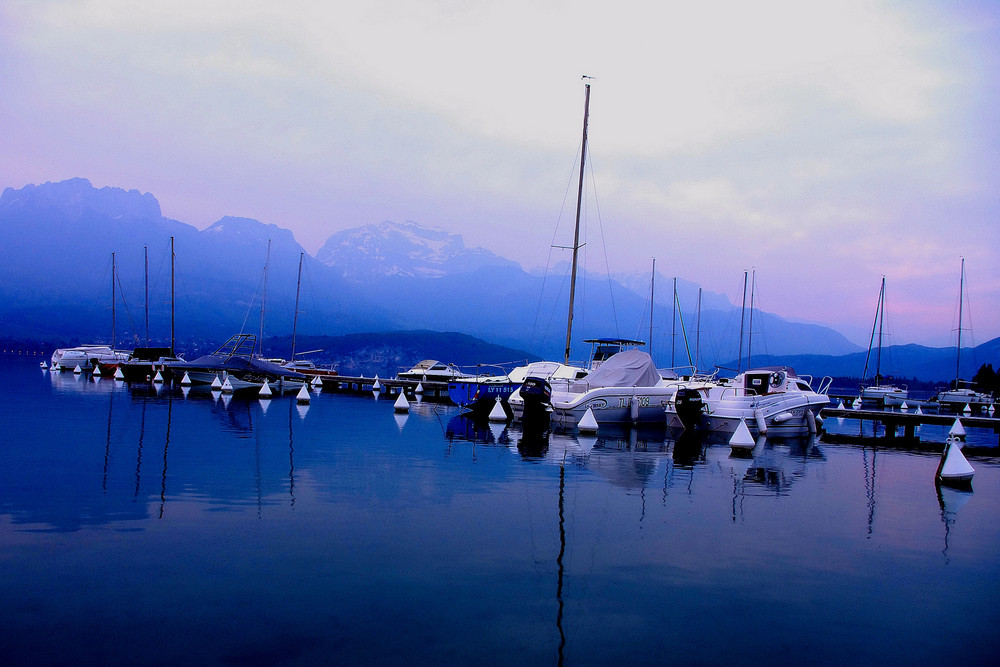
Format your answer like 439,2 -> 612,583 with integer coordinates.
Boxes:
570,349 -> 661,391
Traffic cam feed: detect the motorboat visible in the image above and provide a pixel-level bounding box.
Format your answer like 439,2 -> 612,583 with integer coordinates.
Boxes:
448,360 -> 588,414
509,349 -> 681,428
398,360 -> 471,383
50,345 -> 131,371
164,333 -> 306,394
935,385 -> 993,412
861,383 -> 908,408
281,359 -> 339,377
666,366 -> 831,436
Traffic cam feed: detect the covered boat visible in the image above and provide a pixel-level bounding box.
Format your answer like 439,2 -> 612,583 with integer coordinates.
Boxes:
165,333 -> 305,393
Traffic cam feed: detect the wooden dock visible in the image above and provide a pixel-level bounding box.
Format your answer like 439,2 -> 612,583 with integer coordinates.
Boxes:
821,406 -> 1000,444
318,375 -> 453,402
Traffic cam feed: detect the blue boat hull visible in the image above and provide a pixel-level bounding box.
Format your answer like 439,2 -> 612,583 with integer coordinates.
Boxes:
448,380 -> 519,412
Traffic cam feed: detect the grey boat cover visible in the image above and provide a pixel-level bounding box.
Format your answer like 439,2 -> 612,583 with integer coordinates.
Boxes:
570,349 -> 661,391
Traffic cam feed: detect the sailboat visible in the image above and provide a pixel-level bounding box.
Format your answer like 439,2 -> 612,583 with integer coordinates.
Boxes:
935,259 -> 992,411
50,252 -> 132,371
859,276 -> 908,408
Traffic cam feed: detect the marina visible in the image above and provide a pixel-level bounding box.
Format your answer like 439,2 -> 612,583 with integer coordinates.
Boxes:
3,355 -> 999,664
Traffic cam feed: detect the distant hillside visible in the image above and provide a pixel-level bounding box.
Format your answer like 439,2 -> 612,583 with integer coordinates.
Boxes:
726,336 -> 1000,386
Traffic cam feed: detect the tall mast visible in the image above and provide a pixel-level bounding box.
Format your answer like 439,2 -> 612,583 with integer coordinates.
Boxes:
738,271 -> 748,372
291,252 -> 304,360
747,269 -> 756,368
875,276 -> 885,381
648,258 -> 655,362
169,236 -> 175,357
144,244 -> 150,347
563,80 -> 591,365
111,251 -> 117,350
695,288 -> 702,373
956,257 -> 965,383
258,239 -> 272,358
671,277 -> 677,368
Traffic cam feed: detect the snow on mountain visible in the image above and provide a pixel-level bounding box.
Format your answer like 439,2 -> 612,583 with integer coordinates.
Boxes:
316,220 -> 519,282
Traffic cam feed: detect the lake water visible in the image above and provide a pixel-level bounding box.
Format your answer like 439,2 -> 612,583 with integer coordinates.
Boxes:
2,356 -> 999,665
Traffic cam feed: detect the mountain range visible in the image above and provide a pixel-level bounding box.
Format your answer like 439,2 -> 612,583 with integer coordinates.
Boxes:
1,178 -> 995,382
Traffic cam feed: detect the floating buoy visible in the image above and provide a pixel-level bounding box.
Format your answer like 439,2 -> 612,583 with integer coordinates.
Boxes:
394,392 -> 409,413
415,382 -> 424,395
488,396 -> 507,422
93,365 -> 102,377
181,371 -> 192,386
296,384 -> 310,404
114,366 -> 125,380
729,418 -> 756,451
372,376 -> 381,391
40,361 -> 47,369
949,418 -> 967,439
852,397 -> 861,409
916,405 -> 923,415
221,377 -> 234,394
578,407 -> 599,434
837,400 -> 845,409
152,370 -> 164,383
990,404 -> 996,416
311,375 -> 322,388
73,365 -> 83,374
900,401 -> 908,411
963,404 -> 972,416
259,380 -> 272,397
937,435 -> 975,486
211,375 -> 223,390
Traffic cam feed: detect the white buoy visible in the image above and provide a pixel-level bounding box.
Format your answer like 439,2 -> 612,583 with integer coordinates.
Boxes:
852,397 -> 861,409
114,366 -> 125,380
949,418 -> 967,439
837,400 -> 845,409
296,384 -> 311,404
394,392 -> 409,413
937,436 -> 975,485
729,418 -> 756,451
73,364 -> 83,374
963,404 -> 972,416
211,375 -> 223,390
916,405 -> 923,415
311,375 -> 322,388
488,396 -> 507,422
900,401 -> 908,411
93,365 -> 103,377
578,407 -> 599,434
415,382 -> 424,395
221,376 -> 234,394
152,370 -> 164,383
181,371 -> 192,386
990,404 -> 996,416
40,361 -> 48,369
372,376 -> 381,391
259,380 -> 272,397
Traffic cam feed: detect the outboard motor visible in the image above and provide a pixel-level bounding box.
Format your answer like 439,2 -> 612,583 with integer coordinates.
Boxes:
674,387 -> 705,430
519,376 -> 553,429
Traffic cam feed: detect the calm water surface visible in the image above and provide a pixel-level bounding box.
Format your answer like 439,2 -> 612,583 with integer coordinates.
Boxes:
1,357 -> 999,665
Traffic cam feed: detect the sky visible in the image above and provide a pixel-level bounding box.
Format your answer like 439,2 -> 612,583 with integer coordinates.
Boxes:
2,0 -> 998,349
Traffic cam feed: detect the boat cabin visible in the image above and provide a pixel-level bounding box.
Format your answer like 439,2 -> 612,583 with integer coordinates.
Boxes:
582,338 -> 645,370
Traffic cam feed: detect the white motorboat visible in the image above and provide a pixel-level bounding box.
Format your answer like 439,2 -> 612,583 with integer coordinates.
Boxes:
50,345 -> 131,371
543,349 -> 681,428
666,367 -> 831,436
397,360 -> 471,383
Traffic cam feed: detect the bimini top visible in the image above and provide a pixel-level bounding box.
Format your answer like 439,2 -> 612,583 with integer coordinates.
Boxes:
570,349 -> 661,391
